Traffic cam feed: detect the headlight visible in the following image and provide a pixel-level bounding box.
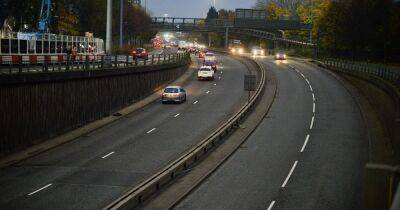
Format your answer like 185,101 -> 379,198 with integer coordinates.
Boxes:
231,48 -> 236,53
238,48 -> 243,54
261,50 -> 265,55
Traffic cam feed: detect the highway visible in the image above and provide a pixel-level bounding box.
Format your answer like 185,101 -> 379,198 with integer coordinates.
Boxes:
0,54 -> 250,209
175,57 -> 368,209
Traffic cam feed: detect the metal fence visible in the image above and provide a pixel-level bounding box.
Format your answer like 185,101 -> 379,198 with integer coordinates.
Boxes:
322,58 -> 400,89
0,53 -> 190,74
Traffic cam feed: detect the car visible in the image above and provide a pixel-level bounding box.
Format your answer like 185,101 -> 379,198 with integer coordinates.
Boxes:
230,47 -> 244,54
252,46 -> 265,56
161,86 -> 186,104
132,48 -> 149,59
197,66 -> 215,81
204,60 -> 217,71
275,52 -> 287,60
199,52 -> 205,58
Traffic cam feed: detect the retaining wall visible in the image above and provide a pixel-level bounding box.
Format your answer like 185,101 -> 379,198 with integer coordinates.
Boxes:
0,60 -> 190,157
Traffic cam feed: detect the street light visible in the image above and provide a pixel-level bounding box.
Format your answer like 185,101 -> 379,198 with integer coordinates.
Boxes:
106,0 -> 112,54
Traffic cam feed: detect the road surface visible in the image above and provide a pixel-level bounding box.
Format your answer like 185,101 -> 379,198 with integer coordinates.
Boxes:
175,57 -> 368,210
0,54 -> 250,209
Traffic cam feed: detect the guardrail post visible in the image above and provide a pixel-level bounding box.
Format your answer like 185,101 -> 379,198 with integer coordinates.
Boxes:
66,55 -> 70,71
101,55 -> 104,69
114,55 -> 118,68
135,57 -> 138,66
85,55 -> 89,70
18,55 -> 22,73
144,58 -> 147,66
163,54 -> 166,64
151,54 -> 154,65
126,55 -> 129,67
44,55 -> 49,72
168,54 -> 171,63
158,54 -> 161,64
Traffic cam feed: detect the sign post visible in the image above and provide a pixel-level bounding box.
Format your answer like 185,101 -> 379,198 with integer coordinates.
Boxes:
244,74 -> 256,102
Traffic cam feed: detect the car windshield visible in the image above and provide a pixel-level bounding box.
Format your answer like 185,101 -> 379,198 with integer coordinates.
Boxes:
204,62 -> 215,66
136,48 -> 144,53
200,68 -> 212,71
164,88 -> 179,93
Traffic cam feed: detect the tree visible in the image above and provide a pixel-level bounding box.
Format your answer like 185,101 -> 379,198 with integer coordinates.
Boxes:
218,9 -> 235,20
206,6 -> 219,19
266,2 -> 291,20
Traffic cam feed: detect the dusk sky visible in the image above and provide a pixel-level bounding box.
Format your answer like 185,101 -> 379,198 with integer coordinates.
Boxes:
147,0 -> 257,18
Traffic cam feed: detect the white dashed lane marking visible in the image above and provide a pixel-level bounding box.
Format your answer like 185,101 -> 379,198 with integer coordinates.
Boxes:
267,201 -> 276,210
28,184 -> 53,196
147,128 -> 156,134
101,151 -> 115,159
281,161 -> 298,188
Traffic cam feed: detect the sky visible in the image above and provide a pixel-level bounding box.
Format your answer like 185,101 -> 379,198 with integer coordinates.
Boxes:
147,0 -> 257,18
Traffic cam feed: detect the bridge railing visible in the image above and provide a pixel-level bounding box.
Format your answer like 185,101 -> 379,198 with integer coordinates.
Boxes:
0,52 -> 190,74
151,17 -> 311,30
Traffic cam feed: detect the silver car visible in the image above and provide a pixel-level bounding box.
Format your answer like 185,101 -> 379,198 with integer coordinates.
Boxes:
161,86 -> 187,104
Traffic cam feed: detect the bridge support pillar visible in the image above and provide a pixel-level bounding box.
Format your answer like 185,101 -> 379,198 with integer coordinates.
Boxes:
225,27 -> 229,49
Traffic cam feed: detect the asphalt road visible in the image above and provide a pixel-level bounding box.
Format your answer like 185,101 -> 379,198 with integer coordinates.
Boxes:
0,54 -> 249,209
175,57 -> 368,210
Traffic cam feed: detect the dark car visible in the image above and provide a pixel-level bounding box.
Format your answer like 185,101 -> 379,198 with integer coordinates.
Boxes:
204,60 -> 217,71
132,48 -> 149,59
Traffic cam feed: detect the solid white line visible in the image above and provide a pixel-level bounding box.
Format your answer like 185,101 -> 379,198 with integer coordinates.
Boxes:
147,128 -> 156,134
218,76 -> 221,80
300,73 -> 305,78
305,78 -> 310,84
310,116 -> 315,129
267,200 -> 276,210
28,184 -> 52,196
281,161 -> 298,188
309,85 -> 313,92
193,100 -> 198,104
102,151 -> 115,159
214,83 -> 217,86
206,91 -> 210,94
313,103 -> 316,113
300,135 -> 310,153
174,113 -> 180,118
312,93 -> 315,101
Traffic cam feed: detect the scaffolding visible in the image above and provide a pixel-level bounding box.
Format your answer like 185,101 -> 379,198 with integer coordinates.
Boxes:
0,31 -> 104,55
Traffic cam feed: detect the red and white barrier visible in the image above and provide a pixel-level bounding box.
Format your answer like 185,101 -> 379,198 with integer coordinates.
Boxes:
0,54 -> 104,65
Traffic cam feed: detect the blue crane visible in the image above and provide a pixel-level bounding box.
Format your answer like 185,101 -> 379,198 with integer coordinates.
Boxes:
38,0 -> 52,33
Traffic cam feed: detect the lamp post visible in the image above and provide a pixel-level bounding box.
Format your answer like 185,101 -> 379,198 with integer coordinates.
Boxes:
120,0 -> 124,48
106,0 -> 112,54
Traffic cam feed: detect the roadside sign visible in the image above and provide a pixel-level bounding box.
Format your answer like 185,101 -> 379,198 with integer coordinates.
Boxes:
244,75 -> 256,91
